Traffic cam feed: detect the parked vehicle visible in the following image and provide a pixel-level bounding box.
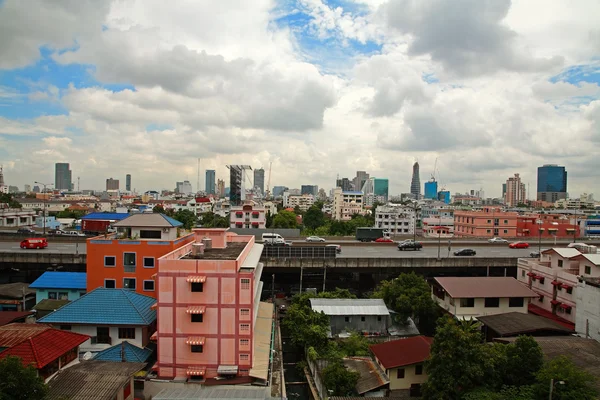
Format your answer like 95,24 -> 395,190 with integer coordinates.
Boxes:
398,241 -> 423,251
20,238 -> 48,249
355,228 -> 387,242
454,248 -> 476,256
325,244 -> 342,254
375,237 -> 394,243
81,219 -> 113,235
61,230 -> 86,237
488,237 -> 508,243
305,236 -> 325,243
17,227 -> 36,235
509,241 -> 530,249
530,251 -> 540,258
262,233 -> 285,245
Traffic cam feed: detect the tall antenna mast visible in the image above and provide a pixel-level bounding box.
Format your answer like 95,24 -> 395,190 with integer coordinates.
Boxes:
77,177 -> 80,192
197,158 -> 200,193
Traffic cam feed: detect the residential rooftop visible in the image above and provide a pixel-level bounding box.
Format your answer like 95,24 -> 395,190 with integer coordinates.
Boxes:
181,242 -> 247,261
113,213 -> 182,228
542,248 -> 582,258
434,277 -> 539,299
477,312 -> 573,337
310,298 -> 390,316
370,336 -> 433,369
29,272 -> 86,290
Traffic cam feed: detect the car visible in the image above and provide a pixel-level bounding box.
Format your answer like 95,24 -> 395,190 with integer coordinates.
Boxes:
375,237 -> 394,243
325,244 -> 342,254
398,241 -> 423,251
17,227 -> 36,235
20,238 -> 48,249
488,237 -> 508,243
305,236 -> 326,243
509,241 -> 530,249
454,248 -> 476,256
529,251 -> 540,258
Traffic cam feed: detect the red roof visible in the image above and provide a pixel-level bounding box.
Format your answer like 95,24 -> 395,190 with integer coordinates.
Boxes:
0,323 -> 50,348
0,325 -> 89,369
369,336 -> 433,369
0,311 -> 34,327
528,303 -> 575,330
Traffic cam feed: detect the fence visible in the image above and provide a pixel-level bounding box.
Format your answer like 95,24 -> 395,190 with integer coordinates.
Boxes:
229,228 -> 301,239
262,246 -> 337,259
305,348 -> 330,400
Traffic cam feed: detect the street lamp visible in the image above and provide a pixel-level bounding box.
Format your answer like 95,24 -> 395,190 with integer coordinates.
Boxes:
537,219 -> 544,256
34,181 -> 53,236
437,212 -> 442,260
573,211 -> 578,244
549,378 -> 565,400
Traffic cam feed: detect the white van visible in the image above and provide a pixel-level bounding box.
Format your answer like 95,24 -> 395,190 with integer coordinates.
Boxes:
262,233 -> 285,245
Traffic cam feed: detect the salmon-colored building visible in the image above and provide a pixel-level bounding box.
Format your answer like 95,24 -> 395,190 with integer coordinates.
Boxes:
154,228 -> 267,381
86,213 -> 195,297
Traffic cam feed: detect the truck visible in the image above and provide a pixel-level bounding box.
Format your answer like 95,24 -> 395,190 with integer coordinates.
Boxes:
81,219 -> 114,235
355,227 -> 388,242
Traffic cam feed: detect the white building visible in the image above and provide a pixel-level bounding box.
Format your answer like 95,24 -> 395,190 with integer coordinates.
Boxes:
230,202 -> 267,229
422,217 -> 454,238
432,277 -> 538,320
332,188 -> 364,221
262,201 -> 278,216
374,204 -> 415,235
574,255 -> 600,340
555,193 -> 596,209
0,208 -> 36,228
285,194 -> 315,211
175,180 -> 193,195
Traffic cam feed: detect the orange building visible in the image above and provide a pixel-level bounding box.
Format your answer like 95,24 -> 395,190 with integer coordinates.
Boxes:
154,228 -> 269,382
86,213 -> 195,297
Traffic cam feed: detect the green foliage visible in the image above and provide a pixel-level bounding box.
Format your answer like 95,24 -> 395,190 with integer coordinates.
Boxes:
533,355 -> 598,400
372,272 -> 440,335
266,211 -> 274,228
0,193 -> 22,208
322,361 -> 360,397
338,331 -> 370,357
293,205 -> 303,216
503,336 -> 544,387
200,211 -> 229,228
173,209 -> 198,230
54,210 -> 86,219
463,385 -> 535,400
303,205 -> 325,230
273,210 -> 298,228
0,356 -> 48,400
153,205 -> 165,214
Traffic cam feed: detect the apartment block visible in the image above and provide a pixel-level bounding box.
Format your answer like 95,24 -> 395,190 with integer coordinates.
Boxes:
332,188 -> 364,221
374,205 -> 415,235
285,194 -> 315,212
504,173 -> 526,207
229,202 -> 266,229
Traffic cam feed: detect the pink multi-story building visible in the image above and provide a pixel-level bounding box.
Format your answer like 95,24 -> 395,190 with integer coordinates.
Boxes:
154,228 -> 268,381
454,207 -> 519,238
229,202 -> 266,229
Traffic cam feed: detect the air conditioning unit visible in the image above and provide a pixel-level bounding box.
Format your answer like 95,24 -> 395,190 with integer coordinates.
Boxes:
163,228 -> 170,233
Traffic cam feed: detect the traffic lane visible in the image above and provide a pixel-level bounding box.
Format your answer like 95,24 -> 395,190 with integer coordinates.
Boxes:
0,242 -> 87,254
337,245 -> 534,258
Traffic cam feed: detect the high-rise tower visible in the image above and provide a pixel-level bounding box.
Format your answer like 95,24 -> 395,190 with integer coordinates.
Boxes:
410,162 -> 421,198
537,164 -> 567,202
126,174 -> 132,192
55,163 -> 72,191
253,168 -> 265,195
205,170 -> 216,195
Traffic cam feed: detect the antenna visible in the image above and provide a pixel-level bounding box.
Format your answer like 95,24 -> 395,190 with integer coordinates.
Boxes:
77,177 -> 80,192
431,157 -> 438,181
266,161 -> 273,199
197,158 -> 200,193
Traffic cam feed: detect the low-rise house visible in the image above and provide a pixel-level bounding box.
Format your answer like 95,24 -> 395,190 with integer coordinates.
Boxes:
477,312 -> 573,342
343,357 -> 389,397
309,298 -> 391,337
0,311 -> 34,326
38,288 -> 156,353
0,282 -> 36,311
29,272 -> 87,303
432,277 -> 538,319
46,360 -> 145,400
0,208 -> 36,228
32,299 -> 70,319
93,341 -> 153,363
369,335 -> 433,397
0,323 -> 89,382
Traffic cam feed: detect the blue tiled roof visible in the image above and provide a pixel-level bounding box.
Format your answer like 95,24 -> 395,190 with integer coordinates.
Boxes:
81,213 -> 130,221
93,341 -> 152,362
161,214 -> 183,227
38,288 -> 156,326
29,272 -> 87,290
342,191 -> 364,195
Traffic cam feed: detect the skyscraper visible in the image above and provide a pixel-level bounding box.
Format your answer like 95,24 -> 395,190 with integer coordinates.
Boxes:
253,168 -> 265,195
301,185 -> 318,196
505,173 -> 526,206
410,162 -> 421,198
353,171 -> 369,192
55,163 -> 72,191
217,179 -> 225,198
227,165 -> 251,206
537,164 -> 567,202
205,170 -> 216,195
336,178 -> 352,191
424,179 -> 438,199
0,165 -> 7,194
126,174 -> 131,192
106,178 -> 119,191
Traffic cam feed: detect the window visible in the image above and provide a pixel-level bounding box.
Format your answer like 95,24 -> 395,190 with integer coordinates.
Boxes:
118,328 -> 136,339
509,297 -> 524,307
585,266 -> 592,275
539,295 -> 544,302
191,282 -> 204,292
539,277 -> 545,284
240,324 -> 250,332
485,298 -> 500,308
191,345 -> 203,353
240,354 -> 249,361
123,253 -> 136,266
558,260 -> 563,268
48,292 -> 57,300
377,316 -> 382,322
191,314 -> 203,323
143,257 -> 155,268
345,316 -> 350,322
503,230 -> 508,234
240,339 -> 249,347
104,279 -> 116,289
140,230 -> 161,239
123,278 -> 136,290
361,316 -> 366,322
415,364 -> 423,375
487,229 -> 491,233
397,368 -> 405,379
487,220 -> 491,224
567,287 -> 573,294
460,298 -> 475,307
143,280 -> 155,291
566,307 -> 572,315
504,220 -> 508,224
240,309 -> 250,316
521,270 -> 525,277
104,256 -> 116,267
58,292 -> 69,300
241,279 -> 250,290
60,325 -> 71,331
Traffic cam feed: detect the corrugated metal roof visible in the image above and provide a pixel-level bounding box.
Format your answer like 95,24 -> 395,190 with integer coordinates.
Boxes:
153,386 -> 271,399
476,312 -> 573,336
370,336 -> 433,369
310,299 -> 390,316
32,299 -> 70,312
249,302 -> 273,381
434,277 -> 539,299
0,323 -> 50,347
542,248 -> 581,258
574,253 -> 600,265
343,357 -> 389,394
93,341 -> 152,363
0,311 -> 33,327
81,213 -> 129,221
114,213 -> 182,228
38,288 -> 156,326
29,272 -> 87,290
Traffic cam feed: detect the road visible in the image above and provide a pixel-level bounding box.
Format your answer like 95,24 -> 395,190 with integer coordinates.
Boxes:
338,245 -> 536,258
0,242 -> 87,254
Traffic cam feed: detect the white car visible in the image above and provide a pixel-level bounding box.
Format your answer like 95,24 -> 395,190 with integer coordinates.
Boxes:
306,236 -> 326,243
488,237 -> 508,243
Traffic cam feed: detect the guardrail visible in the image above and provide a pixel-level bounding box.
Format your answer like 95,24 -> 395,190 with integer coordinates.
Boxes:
262,246 -> 337,259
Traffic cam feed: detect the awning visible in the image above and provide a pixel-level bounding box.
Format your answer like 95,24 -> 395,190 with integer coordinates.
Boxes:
186,276 -> 206,283
522,228 -> 530,232
252,222 -> 259,225
150,332 -> 157,341
235,222 -> 243,226
186,306 -> 206,314
560,303 -> 572,310
235,212 -> 243,216
217,365 -> 239,375
535,275 -> 545,280
551,280 -> 561,286
566,228 -> 576,231
550,300 -> 561,305
151,302 -> 157,310
185,336 -> 205,345
526,272 -> 536,277
548,228 -> 558,231
252,211 -> 260,215
560,283 -> 573,290
151,362 -> 159,371
151,273 -> 157,279
186,366 -> 206,376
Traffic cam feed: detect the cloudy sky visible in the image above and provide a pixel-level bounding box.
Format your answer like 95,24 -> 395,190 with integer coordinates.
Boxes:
0,0 -> 599,198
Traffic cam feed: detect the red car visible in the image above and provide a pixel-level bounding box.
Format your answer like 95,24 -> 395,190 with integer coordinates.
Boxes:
509,241 -> 530,249
20,238 -> 48,249
375,237 -> 394,243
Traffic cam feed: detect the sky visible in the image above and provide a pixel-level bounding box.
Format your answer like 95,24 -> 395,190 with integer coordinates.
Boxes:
0,0 -> 599,198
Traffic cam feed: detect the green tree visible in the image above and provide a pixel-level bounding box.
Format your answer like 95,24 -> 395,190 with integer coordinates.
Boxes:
266,211 -> 274,228
303,205 -> 326,230
503,336 -> 544,387
293,205 -> 303,216
55,210 -> 86,219
153,205 -> 165,214
322,361 -> 360,396
463,385 -> 534,400
422,316 -> 487,400
272,210 -> 297,229
533,356 -> 598,400
0,356 -> 48,400
338,331 -> 370,356
173,209 -> 198,230
0,193 -> 22,208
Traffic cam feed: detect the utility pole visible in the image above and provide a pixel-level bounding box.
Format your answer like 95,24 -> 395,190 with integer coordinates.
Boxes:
437,213 -> 441,260
322,265 -> 327,292
271,274 -> 275,302
21,286 -> 26,311
299,266 -> 304,294
35,181 -> 53,236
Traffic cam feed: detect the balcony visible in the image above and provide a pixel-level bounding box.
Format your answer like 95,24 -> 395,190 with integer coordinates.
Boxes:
91,336 -> 112,345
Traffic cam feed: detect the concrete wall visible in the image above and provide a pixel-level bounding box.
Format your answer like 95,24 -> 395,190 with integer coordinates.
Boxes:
229,228 -> 300,239
48,325 -> 145,353
35,288 -> 86,303
388,363 -> 428,391
434,295 -> 529,319
576,281 -> 600,341
329,315 -> 389,335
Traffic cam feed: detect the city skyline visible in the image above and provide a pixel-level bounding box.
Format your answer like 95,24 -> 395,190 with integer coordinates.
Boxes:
0,1 -> 599,196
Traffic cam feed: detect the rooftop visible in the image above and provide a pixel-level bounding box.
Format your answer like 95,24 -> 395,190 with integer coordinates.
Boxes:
0,311 -> 34,327
152,387 -> 271,399
47,360 -> 145,400
573,253 -> 600,266
93,341 -> 152,363
542,248 -> 581,258
38,288 -> 156,326
32,299 -> 71,312
181,242 -> 246,260
113,213 -> 182,228
0,323 -> 50,348
434,277 -> 538,299
29,272 -> 86,290
310,299 -> 390,316
343,357 -> 389,395
477,312 -> 573,337
81,212 -> 129,221
370,336 -> 433,369
0,282 -> 35,299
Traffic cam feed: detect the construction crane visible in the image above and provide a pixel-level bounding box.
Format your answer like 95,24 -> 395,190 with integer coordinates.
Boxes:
265,161 -> 273,199
431,157 -> 438,182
